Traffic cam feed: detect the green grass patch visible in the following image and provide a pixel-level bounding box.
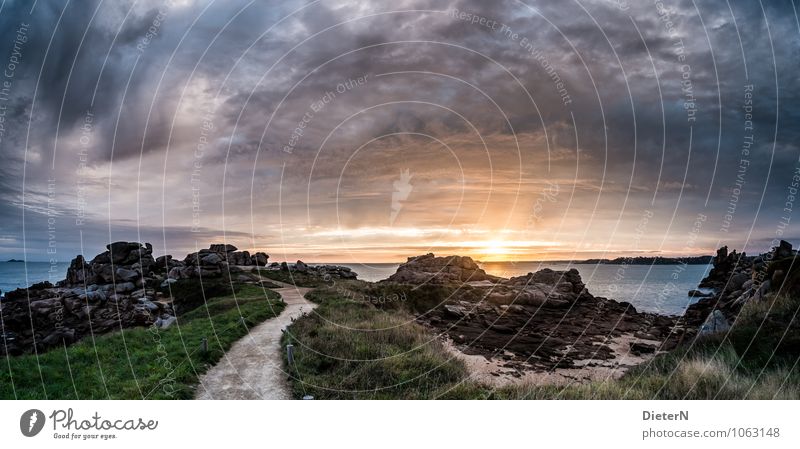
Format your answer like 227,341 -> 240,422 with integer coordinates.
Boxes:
0,284 -> 284,399
283,286 -> 467,399
160,278 -> 241,314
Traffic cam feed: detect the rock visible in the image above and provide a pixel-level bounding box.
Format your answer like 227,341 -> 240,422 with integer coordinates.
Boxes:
115,267 -> 140,282
154,255 -> 183,273
383,253 -> 499,284
699,245 -> 753,290
280,262 -> 289,271
115,282 -> 137,293
251,252 -> 269,266
140,300 -> 160,312
775,240 -> 793,259
108,241 -> 137,263
314,265 -> 357,279
688,289 -> 713,298
295,260 -> 308,273
40,328 -> 76,347
209,244 -> 237,253
630,342 -> 657,355
771,269 -> 786,286
200,253 -> 222,265
159,316 -> 177,329
443,304 -> 468,318
727,272 -> 750,292
752,280 -> 771,302
699,310 -> 731,336
81,291 -> 106,303
29,281 -> 54,290
64,255 -> 91,286
228,251 -> 251,266
161,278 -> 178,288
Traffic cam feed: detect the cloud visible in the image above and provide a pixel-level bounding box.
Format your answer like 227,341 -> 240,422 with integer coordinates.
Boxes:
1,0 -> 799,262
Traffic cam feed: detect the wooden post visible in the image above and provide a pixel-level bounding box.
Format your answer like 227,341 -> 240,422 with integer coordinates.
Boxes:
286,344 -> 294,364
201,337 -> 208,354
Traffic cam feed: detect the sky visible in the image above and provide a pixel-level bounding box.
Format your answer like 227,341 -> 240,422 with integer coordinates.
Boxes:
0,0 -> 798,263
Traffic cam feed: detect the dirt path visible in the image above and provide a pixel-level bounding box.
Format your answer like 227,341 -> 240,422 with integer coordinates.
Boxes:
195,283 -> 314,400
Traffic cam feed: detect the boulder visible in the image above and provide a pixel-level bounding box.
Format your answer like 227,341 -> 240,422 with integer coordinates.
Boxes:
209,244 -> 237,253
775,240 -> 793,259
443,304 -> 468,318
80,291 -> 106,303
228,251 -> 251,266
384,253 -> 498,284
251,252 -> 269,266
727,272 -> 750,292
630,342 -> 657,355
699,310 -> 730,336
688,289 -> 713,298
63,255 -> 91,286
115,282 -> 137,293
159,316 -> 177,329
115,267 -> 139,283
200,253 -> 222,265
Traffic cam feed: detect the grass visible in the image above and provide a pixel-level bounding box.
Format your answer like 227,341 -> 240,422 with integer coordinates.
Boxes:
287,282 -> 800,399
282,285 -> 467,399
0,284 -> 284,399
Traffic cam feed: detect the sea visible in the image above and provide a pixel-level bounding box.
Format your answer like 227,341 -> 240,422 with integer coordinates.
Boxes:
329,261 -> 713,316
0,261 -> 70,296
0,260 -> 712,316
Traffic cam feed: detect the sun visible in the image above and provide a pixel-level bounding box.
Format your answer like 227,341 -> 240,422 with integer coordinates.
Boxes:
478,240 -> 509,260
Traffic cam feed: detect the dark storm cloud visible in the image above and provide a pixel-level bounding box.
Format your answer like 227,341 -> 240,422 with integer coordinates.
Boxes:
0,0 -> 799,262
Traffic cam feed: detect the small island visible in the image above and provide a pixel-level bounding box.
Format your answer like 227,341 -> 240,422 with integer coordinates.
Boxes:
5,259 -> 24,263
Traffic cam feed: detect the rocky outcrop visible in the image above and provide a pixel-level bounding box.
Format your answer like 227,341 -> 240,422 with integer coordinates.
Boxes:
165,244 -> 269,281
384,255 -> 684,371
1,242 -> 174,356
685,240 -> 798,328
61,242 -> 155,287
698,246 -> 753,290
383,253 -> 500,284
266,261 -> 357,279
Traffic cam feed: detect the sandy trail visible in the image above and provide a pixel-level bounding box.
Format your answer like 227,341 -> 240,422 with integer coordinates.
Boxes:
195,282 -> 314,400
444,333 -> 662,387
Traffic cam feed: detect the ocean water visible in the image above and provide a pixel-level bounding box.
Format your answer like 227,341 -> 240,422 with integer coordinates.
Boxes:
0,262 -> 69,296
331,261 -> 712,316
